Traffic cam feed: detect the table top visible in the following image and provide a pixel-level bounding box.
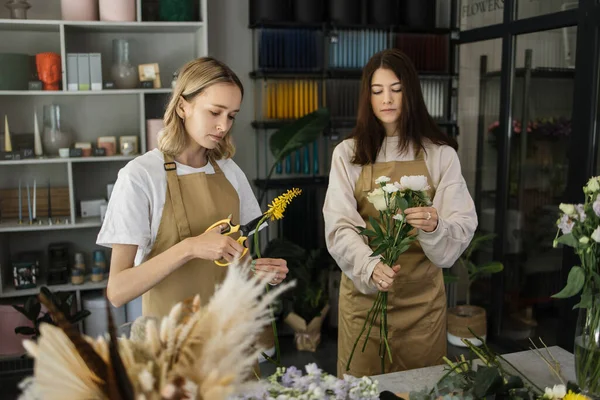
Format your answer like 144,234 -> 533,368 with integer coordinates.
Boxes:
372,346 -> 575,394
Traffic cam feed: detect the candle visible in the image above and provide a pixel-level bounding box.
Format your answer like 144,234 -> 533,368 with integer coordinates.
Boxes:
18,179 -> 22,223
26,182 -> 32,224
33,179 -> 36,220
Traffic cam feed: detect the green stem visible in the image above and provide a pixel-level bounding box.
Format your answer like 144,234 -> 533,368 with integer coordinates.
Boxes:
346,290 -> 382,371
253,214 -> 281,366
362,292 -> 383,352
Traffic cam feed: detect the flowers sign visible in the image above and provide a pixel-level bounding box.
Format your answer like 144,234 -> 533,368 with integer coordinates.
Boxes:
347,175 -> 431,373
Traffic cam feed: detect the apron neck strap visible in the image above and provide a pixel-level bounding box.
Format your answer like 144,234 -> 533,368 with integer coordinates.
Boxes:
163,153 -> 192,240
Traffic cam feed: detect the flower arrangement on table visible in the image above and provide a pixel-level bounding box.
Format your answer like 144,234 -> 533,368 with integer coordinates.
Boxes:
347,175 -> 432,374
17,261 -> 293,400
229,363 -> 381,400
552,176 -> 600,397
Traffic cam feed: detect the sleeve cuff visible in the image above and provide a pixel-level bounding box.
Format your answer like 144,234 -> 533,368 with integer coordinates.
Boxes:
418,217 -> 445,243
360,257 -> 380,294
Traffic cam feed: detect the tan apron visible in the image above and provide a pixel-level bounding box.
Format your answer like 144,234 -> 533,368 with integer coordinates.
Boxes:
337,149 -> 447,378
142,154 -> 240,318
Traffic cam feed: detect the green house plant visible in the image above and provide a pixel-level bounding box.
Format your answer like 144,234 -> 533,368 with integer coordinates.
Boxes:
445,232 -> 504,347
262,238 -> 333,352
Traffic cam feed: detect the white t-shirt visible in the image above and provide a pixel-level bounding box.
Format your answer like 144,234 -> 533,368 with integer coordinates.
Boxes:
96,149 -> 262,266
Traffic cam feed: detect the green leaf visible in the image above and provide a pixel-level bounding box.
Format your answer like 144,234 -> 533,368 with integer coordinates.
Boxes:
503,375 -> 524,391
371,244 -> 387,257
12,304 -> 27,318
370,237 -> 384,247
556,233 -> 579,249
443,272 -> 459,284
24,296 -> 41,321
69,310 -> 91,325
369,216 -> 383,236
269,108 -> 330,163
473,366 -> 503,398
357,228 -> 378,237
552,266 -> 585,299
477,261 -> 504,275
15,326 -> 36,336
395,196 -> 408,211
573,292 -> 593,309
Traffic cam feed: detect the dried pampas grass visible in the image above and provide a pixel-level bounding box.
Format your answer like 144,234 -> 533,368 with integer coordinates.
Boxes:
18,259 -> 293,400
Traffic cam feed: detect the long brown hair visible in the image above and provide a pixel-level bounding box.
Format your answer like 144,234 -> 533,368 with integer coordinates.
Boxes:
351,49 -> 457,165
159,57 -> 243,160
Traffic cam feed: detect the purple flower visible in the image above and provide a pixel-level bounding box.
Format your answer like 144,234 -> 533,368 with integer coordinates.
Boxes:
281,366 -> 301,387
558,214 -> 574,234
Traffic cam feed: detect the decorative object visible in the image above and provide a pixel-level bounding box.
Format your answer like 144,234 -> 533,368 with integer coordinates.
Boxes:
13,287 -> 90,341
97,136 -> 116,156
5,0 -> 31,19
35,53 -> 61,91
294,0 -> 324,23
0,53 -> 32,90
42,104 -> 72,156
32,109 -> 43,156
159,0 -> 195,21
71,252 -> 85,285
262,239 -> 333,352
60,0 -> 98,20
171,70 -> 178,88
12,261 -> 37,290
119,135 -> 138,155
230,364 -> 380,400
444,232 -> 504,347
347,174 -> 432,374
4,115 -> 12,152
138,62 -> 161,88
91,250 -> 106,282
250,0 -> 291,24
111,39 -> 138,89
47,243 -> 70,285
552,177 -> 600,398
99,0 -> 135,21
18,261 -> 292,399
74,142 -> 92,156
146,119 -> 164,151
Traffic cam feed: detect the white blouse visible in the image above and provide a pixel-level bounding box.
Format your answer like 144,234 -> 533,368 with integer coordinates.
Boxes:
323,137 -> 478,294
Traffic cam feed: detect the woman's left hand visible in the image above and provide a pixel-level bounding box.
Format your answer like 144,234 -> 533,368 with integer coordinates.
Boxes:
252,258 -> 289,285
404,206 -> 439,233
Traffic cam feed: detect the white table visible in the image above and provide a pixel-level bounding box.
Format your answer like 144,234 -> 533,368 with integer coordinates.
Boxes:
372,346 -> 575,394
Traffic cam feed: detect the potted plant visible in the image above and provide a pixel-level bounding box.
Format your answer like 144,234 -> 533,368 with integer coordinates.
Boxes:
445,232 -> 504,347
13,286 -> 91,341
262,238 -> 333,352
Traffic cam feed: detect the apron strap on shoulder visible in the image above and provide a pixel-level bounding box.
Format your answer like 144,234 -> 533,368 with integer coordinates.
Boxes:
163,153 -> 192,240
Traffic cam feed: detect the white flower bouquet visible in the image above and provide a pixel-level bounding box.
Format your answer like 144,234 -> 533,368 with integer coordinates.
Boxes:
347,175 -> 431,373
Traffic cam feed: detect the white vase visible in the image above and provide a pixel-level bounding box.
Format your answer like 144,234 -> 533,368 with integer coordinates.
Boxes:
60,0 -> 98,21
99,0 -> 135,22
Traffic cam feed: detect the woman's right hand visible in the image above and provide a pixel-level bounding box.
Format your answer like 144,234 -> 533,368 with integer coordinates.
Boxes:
371,262 -> 401,292
186,224 -> 245,262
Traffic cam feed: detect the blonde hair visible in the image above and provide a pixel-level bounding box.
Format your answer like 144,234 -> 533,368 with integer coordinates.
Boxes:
158,57 -> 244,160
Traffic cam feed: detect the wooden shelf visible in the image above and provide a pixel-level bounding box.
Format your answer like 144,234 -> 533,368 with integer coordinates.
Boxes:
0,218 -> 102,233
0,279 -> 107,299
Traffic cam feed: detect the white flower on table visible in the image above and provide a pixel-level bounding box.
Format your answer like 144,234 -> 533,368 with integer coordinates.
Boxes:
559,203 -> 576,216
592,226 -> 600,243
399,175 -> 430,192
366,188 -> 387,211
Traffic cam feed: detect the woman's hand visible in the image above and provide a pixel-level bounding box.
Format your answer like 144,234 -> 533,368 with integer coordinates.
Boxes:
252,258 -> 289,285
185,224 -> 245,262
371,262 -> 401,292
404,206 -> 439,233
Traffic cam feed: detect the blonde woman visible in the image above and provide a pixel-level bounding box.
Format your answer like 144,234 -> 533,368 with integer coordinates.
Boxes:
97,57 -> 288,318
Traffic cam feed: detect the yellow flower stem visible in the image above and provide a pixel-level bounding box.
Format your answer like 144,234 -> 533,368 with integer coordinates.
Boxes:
253,213 -> 282,366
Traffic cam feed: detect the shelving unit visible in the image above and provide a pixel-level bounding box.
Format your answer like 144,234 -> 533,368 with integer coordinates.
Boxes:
0,0 -> 207,309
248,0 -> 458,250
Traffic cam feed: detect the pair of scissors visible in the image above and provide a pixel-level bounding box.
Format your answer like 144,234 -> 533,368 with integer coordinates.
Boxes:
205,214 -> 266,266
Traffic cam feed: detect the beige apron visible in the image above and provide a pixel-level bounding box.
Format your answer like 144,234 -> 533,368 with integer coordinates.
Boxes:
142,154 -> 240,318
337,149 -> 447,378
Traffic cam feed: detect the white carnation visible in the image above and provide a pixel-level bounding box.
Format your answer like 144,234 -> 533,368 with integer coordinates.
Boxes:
382,184 -> 399,193
375,176 -> 391,184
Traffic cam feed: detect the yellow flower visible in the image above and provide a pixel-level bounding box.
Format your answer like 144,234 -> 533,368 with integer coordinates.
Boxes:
265,188 -> 302,220
564,390 -> 591,400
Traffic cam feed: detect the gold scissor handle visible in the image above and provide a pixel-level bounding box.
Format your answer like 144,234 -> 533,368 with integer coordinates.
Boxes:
214,236 -> 249,267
